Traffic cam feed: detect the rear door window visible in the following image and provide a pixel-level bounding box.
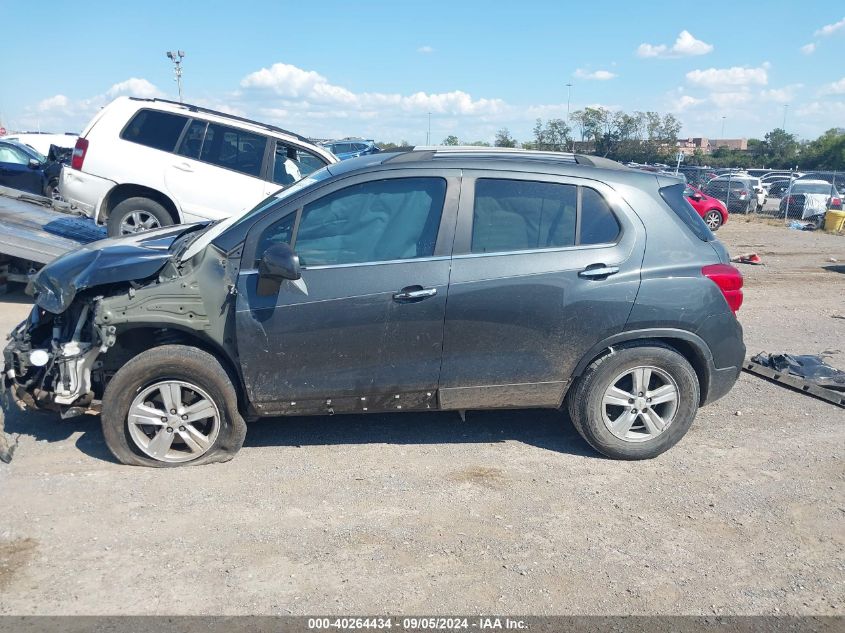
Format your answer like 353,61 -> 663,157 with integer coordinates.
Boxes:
200,123 -> 267,178
471,179 -> 577,253
121,110 -> 189,152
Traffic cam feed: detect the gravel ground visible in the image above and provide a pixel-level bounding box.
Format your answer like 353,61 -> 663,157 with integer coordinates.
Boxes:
0,218 -> 842,616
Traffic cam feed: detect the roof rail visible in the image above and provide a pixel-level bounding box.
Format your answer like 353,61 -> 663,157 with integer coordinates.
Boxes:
380,147 -> 629,171
127,97 -> 314,145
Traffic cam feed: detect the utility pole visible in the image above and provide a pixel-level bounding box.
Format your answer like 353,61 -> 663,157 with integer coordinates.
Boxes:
566,83 -> 573,151
166,50 -> 186,102
720,116 -> 726,140
427,112 -> 431,145
782,104 -> 789,130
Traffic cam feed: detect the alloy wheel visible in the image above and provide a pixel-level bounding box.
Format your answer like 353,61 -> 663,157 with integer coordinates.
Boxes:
704,210 -> 722,230
119,211 -> 162,235
126,380 -> 221,463
601,366 -> 679,442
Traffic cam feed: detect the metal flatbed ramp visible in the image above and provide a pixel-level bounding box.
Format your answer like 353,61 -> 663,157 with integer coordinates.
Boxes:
0,186 -> 106,265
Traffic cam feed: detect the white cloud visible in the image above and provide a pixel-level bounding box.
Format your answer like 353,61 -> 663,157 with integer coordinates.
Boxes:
240,62 -> 506,116
18,78 -> 164,131
37,94 -> 70,112
671,94 -> 705,111
686,65 -> 768,90
814,17 -> 845,37
820,77 -> 845,95
759,85 -> 802,102
574,68 -> 617,80
637,30 -> 713,58
105,77 -> 162,99
417,45 -> 434,54
800,42 -> 816,54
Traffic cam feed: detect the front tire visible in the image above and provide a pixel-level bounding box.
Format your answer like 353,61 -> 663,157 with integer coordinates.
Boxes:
566,344 -> 700,460
101,345 -> 246,467
107,197 -> 174,237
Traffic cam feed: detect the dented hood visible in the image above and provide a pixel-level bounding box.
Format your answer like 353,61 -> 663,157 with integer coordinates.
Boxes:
31,224 -> 200,314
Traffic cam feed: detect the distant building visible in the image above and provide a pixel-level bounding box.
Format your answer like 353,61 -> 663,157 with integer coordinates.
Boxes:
710,138 -> 748,151
676,137 -> 748,155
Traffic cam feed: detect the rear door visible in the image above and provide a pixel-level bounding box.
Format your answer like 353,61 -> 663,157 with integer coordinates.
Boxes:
165,120 -> 268,223
235,169 -> 460,415
438,172 -> 645,410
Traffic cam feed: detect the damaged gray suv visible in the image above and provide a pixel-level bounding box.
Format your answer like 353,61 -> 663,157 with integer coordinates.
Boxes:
3,148 -> 745,466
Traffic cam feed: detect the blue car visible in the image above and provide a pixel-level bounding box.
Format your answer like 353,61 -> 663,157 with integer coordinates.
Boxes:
0,139 -> 62,198
321,139 -> 380,160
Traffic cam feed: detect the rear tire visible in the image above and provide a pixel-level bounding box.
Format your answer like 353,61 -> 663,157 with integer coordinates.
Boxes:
566,344 -> 700,460
107,197 -> 174,237
101,345 -> 246,467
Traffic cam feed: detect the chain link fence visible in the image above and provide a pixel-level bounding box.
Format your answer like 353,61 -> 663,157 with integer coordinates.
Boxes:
678,166 -> 843,225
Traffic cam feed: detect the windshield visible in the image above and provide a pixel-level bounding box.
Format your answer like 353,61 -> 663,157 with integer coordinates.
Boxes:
178,165 -> 334,261
793,182 -> 832,195
9,141 -> 46,163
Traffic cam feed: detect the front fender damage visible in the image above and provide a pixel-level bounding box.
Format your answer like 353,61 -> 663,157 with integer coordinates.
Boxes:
1,244 -> 241,462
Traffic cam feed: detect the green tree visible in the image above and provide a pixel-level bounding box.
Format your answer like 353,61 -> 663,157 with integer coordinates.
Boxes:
800,128 -> 845,170
494,128 -> 517,147
763,128 -> 799,168
442,135 -> 460,146
532,118 -> 571,151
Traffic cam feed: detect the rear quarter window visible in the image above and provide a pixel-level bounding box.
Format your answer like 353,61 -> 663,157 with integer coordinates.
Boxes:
660,183 -> 715,242
120,110 -> 188,152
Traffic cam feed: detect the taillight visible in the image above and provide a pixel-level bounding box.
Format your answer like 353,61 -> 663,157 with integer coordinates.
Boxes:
739,189 -> 748,197
831,197 -> 842,209
71,137 -> 88,170
702,264 -> 743,313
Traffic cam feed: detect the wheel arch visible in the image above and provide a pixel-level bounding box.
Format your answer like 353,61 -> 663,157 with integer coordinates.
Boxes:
570,330 -> 713,405
101,324 -> 248,415
99,184 -> 181,224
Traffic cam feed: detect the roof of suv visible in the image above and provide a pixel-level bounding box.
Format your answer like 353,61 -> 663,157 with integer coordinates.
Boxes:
323,146 -> 672,188
126,97 -> 314,145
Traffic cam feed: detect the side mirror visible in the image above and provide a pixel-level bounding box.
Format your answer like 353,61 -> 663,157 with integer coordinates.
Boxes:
257,242 -> 301,296
692,193 -> 702,201
28,158 -> 41,169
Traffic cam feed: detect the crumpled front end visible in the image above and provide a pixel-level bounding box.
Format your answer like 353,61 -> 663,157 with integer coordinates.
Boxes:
3,299 -> 113,418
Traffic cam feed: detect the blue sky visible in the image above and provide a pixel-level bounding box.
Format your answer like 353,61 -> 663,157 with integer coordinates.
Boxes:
3,1 -> 844,143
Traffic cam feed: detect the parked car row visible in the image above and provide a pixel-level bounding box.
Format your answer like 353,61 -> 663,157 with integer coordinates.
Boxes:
319,139 -> 380,160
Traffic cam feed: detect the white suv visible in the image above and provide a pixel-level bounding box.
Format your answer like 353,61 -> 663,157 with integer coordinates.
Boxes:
60,97 -> 338,236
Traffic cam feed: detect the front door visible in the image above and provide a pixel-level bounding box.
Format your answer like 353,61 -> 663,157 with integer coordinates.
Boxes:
439,173 -> 645,410
235,171 -> 460,416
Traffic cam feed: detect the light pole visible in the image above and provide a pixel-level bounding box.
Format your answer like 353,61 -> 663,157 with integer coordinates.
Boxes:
566,82 -> 573,151
426,112 -> 431,145
720,116 -> 726,140
166,50 -> 186,102
782,104 -> 789,130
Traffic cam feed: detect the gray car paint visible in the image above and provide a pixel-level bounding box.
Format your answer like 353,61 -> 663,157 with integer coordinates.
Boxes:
3,151 -> 745,423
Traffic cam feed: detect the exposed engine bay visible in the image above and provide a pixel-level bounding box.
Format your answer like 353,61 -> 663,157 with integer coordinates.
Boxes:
2,223 -> 238,422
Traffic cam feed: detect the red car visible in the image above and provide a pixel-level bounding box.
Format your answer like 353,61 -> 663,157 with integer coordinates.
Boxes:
685,185 -> 728,230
